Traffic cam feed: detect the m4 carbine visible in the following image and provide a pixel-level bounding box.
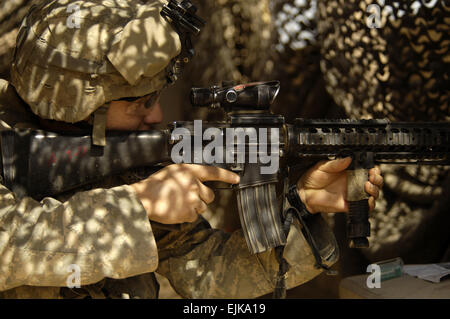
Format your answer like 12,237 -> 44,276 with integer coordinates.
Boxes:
1,81 -> 449,255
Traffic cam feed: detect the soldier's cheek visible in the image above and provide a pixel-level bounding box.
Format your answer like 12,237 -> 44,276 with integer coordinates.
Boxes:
143,102 -> 163,125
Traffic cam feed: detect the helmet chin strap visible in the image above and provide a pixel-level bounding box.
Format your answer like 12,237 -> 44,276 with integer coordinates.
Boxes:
91,104 -> 109,146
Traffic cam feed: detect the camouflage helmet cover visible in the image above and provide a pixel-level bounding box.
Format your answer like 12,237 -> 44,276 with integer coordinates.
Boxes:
11,0 -> 181,123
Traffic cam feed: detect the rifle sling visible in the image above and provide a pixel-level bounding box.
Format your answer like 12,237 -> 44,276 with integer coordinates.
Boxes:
273,185 -> 339,298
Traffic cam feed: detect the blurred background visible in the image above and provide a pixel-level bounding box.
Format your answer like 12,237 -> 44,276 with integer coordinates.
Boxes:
1,0 -> 448,298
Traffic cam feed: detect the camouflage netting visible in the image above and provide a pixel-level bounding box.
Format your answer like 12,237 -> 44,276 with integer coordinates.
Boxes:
269,0 -> 343,119
318,0 -> 449,122
184,0 -> 275,84
316,0 -> 449,263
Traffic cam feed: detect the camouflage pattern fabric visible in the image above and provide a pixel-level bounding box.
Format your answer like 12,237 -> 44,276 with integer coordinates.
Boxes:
0,83 -> 159,295
11,0 -> 180,124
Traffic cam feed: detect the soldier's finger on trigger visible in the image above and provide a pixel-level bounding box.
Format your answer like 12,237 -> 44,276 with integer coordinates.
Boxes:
188,164 -> 240,184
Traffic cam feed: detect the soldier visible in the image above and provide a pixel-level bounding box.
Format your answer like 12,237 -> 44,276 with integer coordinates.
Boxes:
0,0 -> 382,298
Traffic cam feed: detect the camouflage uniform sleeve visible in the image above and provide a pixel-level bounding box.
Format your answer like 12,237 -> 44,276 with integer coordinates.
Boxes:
0,183 -> 158,292
155,216 -> 338,298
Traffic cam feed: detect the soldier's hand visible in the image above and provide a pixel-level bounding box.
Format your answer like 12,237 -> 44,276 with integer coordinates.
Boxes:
296,157 -> 383,214
130,164 -> 240,224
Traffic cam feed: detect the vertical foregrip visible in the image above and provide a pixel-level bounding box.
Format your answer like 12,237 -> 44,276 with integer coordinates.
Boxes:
346,153 -> 373,248
347,200 -> 370,248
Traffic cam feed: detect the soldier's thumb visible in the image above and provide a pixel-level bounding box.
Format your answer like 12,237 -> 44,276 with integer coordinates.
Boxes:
318,157 -> 352,173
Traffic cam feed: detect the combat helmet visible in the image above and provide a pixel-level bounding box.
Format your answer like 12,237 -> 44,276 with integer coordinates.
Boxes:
11,0 -> 204,145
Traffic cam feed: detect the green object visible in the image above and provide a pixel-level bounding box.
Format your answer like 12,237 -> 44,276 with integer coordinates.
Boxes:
377,258 -> 404,281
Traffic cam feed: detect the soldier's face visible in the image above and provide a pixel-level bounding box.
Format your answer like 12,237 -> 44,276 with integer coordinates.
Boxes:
106,95 -> 163,131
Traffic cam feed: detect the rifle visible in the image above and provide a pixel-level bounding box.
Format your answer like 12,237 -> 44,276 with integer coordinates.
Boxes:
1,81 -> 449,255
